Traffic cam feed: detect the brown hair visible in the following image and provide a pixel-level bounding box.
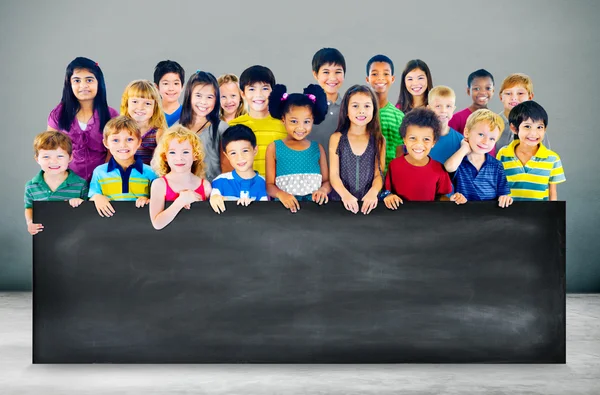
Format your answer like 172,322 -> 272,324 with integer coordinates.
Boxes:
34,131 -> 73,157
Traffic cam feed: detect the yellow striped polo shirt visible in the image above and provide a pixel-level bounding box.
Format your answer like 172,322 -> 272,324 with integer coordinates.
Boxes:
496,140 -> 565,201
88,157 -> 157,201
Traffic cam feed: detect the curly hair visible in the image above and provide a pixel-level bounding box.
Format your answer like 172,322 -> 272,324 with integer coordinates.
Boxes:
151,125 -> 205,178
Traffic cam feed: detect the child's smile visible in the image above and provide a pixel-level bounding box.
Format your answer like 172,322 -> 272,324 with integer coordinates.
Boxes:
36,148 -> 71,174
127,97 -> 155,124
105,130 -> 141,161
405,68 -> 428,97
348,93 -> 374,126
466,122 -> 500,154
191,83 -> 216,119
166,139 -> 195,172
243,82 -> 272,113
404,125 -> 435,164
283,106 -> 313,141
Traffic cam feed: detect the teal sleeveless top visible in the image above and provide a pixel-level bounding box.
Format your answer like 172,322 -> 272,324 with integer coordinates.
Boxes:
274,139 -> 322,200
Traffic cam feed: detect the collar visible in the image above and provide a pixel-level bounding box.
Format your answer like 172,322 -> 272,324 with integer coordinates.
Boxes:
32,169 -> 80,187
232,169 -> 259,181
463,153 -> 492,168
507,139 -> 550,158
107,156 -> 144,174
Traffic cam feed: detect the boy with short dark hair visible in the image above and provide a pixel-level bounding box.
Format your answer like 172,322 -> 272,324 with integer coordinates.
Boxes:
449,69 -> 495,134
382,108 -> 457,208
89,116 -> 157,217
24,131 -> 88,235
309,48 -> 346,162
366,54 -> 404,172
228,65 -> 286,177
210,125 -> 268,213
153,60 -> 185,127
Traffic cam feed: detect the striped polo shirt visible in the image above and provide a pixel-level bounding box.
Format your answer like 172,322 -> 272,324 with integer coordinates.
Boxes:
452,154 -> 510,201
88,157 -> 157,201
24,170 -> 88,209
496,140 -> 566,201
379,102 -> 405,172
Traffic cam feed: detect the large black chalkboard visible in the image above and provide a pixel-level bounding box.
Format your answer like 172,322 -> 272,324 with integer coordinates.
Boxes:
33,201 -> 565,363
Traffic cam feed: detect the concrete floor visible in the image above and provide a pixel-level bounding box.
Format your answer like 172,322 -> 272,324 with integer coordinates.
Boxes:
1,293 -> 598,394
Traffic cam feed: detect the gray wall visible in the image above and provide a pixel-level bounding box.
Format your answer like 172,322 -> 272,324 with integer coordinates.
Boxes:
0,0 -> 598,291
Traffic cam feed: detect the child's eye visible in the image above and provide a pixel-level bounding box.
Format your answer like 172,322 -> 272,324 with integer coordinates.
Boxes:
323,71 -> 329,75
479,133 -> 484,137
183,150 -> 190,155
242,149 -> 249,153
87,78 -> 94,83
490,137 -> 496,141
127,138 -> 135,142
290,120 -> 297,124
145,102 -> 153,106
336,71 -> 343,75
248,87 -> 254,91
168,151 -> 175,155
486,87 -> 493,91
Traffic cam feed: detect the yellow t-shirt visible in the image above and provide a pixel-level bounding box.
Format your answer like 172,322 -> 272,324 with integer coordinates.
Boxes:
228,114 -> 287,177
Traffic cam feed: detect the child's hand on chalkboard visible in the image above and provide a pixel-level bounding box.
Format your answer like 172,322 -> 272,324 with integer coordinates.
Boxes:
91,194 -> 115,217
361,191 -> 378,215
27,220 -> 43,235
177,190 -> 202,206
210,194 -> 226,214
384,194 -> 403,210
135,197 -> 149,208
237,196 -> 253,207
278,191 -> 300,213
312,189 -> 329,205
342,194 -> 359,214
449,193 -> 467,205
498,195 -> 513,208
68,198 -> 84,208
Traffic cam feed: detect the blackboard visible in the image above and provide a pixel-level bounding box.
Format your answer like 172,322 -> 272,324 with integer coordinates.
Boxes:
33,201 -> 565,363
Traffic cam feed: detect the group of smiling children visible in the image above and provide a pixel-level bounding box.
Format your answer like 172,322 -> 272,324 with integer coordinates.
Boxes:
25,49 -> 566,233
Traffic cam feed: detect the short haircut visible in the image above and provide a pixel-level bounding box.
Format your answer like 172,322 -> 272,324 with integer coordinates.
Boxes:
221,124 -> 257,151
103,116 -> 141,141
399,107 -> 442,142
465,109 -> 505,134
500,73 -> 533,95
366,54 -> 394,75
153,60 -> 185,86
312,48 -> 347,74
467,69 -> 494,87
428,85 -> 456,102
239,65 -> 276,91
508,100 -> 548,129
34,131 -> 72,157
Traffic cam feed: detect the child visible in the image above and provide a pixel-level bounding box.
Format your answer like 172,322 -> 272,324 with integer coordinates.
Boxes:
228,65 -> 287,178
444,109 -> 512,208
24,131 -> 88,235
395,59 -> 433,114
309,48 -> 346,163
210,125 -> 269,214
218,74 -> 247,123
366,54 -> 405,172
179,70 -> 229,182
149,125 -> 212,229
449,69 -> 495,134
153,60 -> 185,127
496,73 -> 550,153
329,85 -> 386,215
88,116 -> 157,217
496,101 -> 565,201
265,84 -> 331,213
382,108 -> 457,209
47,57 -> 119,181
120,80 -> 168,165
427,86 -> 463,165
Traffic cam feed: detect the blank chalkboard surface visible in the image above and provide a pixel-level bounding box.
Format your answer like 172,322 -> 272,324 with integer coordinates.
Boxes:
33,201 -> 565,363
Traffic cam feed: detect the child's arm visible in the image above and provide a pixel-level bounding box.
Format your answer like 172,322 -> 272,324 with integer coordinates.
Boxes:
149,178 -> 201,230
444,139 -> 471,172
265,142 -> 300,213
360,140 -> 387,215
549,183 -> 558,201
25,208 -> 43,235
68,181 -> 89,208
329,133 -> 359,214
88,170 -> 114,217
312,143 -> 331,205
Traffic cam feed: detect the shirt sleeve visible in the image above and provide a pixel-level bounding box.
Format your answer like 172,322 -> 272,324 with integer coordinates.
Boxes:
549,156 -> 566,184
80,181 -> 90,200
384,162 -> 392,191
496,163 -> 511,196
210,178 -> 223,197
88,169 -> 102,198
437,167 -> 453,195
47,105 -> 61,130
24,184 -> 33,209
145,167 -> 158,182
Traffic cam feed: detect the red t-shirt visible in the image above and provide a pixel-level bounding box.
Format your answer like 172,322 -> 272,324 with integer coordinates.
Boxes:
385,155 -> 452,201
448,107 -> 472,135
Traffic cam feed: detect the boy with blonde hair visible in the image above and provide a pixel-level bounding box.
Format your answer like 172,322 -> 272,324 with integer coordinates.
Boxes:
496,73 -> 549,153
24,131 -> 88,235
88,116 -> 157,217
427,86 -> 463,165
444,109 -> 512,207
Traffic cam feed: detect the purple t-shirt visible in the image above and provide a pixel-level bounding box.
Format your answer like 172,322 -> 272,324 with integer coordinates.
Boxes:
48,104 -> 119,181
448,107 -> 472,135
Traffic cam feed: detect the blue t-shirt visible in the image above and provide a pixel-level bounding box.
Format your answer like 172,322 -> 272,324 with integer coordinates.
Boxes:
211,170 -> 268,201
165,105 -> 182,127
452,154 -> 510,201
429,128 -> 463,165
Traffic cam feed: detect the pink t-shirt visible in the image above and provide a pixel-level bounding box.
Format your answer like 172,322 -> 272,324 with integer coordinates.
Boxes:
448,107 -> 472,135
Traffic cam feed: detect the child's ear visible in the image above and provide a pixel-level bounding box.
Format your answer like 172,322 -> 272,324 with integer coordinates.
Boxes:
391,75 -> 396,84
365,76 -> 369,84
253,146 -> 258,155
529,92 -> 534,100
312,71 -> 319,81
68,155 -> 73,164
509,124 -> 518,135
103,139 -> 109,149
466,87 -> 471,96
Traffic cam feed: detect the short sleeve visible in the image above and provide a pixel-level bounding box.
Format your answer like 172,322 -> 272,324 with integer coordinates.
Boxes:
210,178 -> 223,197
108,107 -> 120,118
144,166 -> 158,182
80,181 -> 90,200
496,163 -> 511,196
437,167 -> 453,195
24,184 -> 33,209
549,156 -> 566,184
88,169 -> 102,198
47,104 -> 61,130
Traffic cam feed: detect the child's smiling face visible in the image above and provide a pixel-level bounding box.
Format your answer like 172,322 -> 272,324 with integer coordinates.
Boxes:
224,140 -> 257,174
313,63 -> 345,99
36,148 -> 72,175
428,96 -> 456,127
367,62 -> 395,95
104,130 -> 141,162
283,105 -> 314,141
157,72 -> 182,105
347,93 -> 374,127
166,138 -> 196,173
219,82 -> 242,118
500,85 -> 532,112
70,68 -> 98,102
127,97 -> 155,126
469,77 -> 494,107
465,121 -> 500,155
242,82 -> 272,114
404,125 -> 435,162
511,118 -> 546,148
405,68 -> 428,97
191,84 -> 216,120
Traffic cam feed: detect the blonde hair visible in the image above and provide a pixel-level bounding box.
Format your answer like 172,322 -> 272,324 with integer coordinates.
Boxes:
120,80 -> 168,132
34,131 -> 72,157
499,73 -> 534,95
217,73 -> 247,120
103,116 -> 141,141
428,85 -> 456,102
465,109 -> 505,134
151,125 -> 205,178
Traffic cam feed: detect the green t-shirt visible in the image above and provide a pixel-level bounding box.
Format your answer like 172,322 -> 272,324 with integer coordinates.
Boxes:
379,102 -> 405,172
